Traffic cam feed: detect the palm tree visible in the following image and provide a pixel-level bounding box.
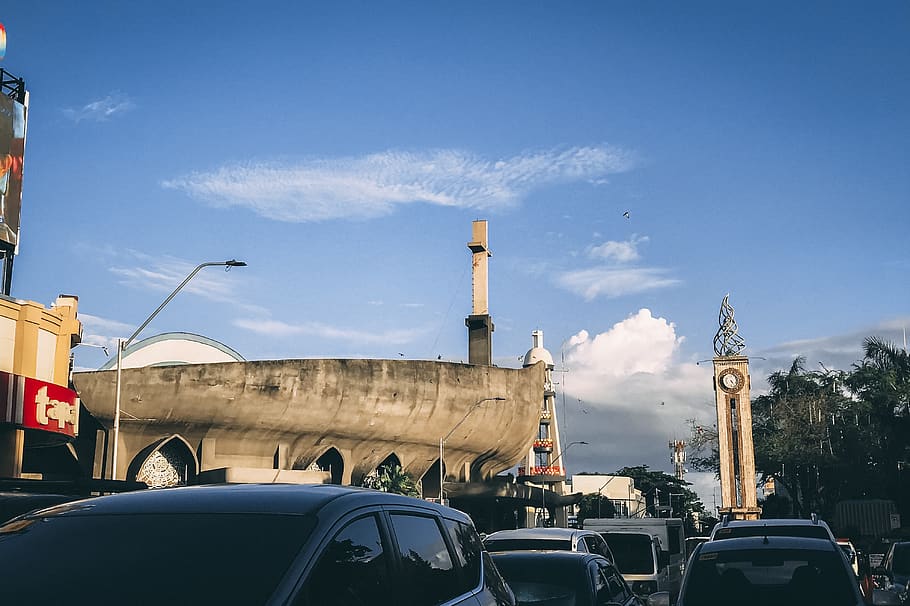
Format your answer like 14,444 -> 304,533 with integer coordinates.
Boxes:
361,464 -> 421,498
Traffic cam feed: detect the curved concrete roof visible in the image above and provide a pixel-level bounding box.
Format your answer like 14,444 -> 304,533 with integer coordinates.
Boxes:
98,332 -> 245,370
73,359 -> 546,485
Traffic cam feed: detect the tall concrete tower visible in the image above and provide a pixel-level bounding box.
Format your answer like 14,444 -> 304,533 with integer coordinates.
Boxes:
465,220 -> 494,366
519,330 -> 568,526
712,294 -> 761,520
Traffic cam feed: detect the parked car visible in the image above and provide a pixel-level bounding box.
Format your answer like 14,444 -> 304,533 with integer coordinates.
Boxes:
491,550 -> 651,606
0,483 -> 516,606
484,527 -> 616,563
708,514 -> 837,542
660,535 -> 901,606
877,541 -> 910,604
0,491 -> 86,524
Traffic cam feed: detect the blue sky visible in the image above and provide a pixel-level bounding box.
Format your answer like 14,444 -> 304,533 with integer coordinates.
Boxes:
2,2 -> 908,507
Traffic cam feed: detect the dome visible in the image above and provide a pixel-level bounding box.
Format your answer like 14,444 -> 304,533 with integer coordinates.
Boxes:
523,346 -> 554,368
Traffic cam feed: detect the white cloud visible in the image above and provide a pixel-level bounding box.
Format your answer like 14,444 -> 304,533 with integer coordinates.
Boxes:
62,92 -> 134,123
554,309 -> 716,488
108,254 -> 253,309
162,145 -> 636,222
555,267 -> 680,300
588,235 -> 649,263
233,317 -> 428,345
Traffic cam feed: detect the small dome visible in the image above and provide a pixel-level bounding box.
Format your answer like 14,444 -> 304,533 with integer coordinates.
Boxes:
523,346 -> 554,368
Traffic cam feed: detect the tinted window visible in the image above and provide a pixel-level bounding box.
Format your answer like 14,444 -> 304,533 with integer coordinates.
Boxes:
442,517 -> 482,593
482,551 -> 516,605
600,561 -> 631,602
668,526 -> 682,555
0,513 -> 314,604
602,533 -> 656,574
684,548 -> 856,606
582,534 -> 610,559
893,544 -> 910,575
484,538 -> 572,552
390,513 -> 459,606
299,514 -> 392,606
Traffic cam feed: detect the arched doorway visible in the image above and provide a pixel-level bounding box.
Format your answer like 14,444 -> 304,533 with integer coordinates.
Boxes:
312,447 -> 344,484
128,435 -> 198,488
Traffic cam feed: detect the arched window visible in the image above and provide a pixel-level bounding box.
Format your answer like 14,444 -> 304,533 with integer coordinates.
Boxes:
128,435 -> 198,488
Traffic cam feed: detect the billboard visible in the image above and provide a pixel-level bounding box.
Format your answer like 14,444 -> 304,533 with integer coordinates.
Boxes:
0,92 -> 26,249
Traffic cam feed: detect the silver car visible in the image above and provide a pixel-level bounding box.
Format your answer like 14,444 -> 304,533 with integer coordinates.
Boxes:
483,527 -> 616,563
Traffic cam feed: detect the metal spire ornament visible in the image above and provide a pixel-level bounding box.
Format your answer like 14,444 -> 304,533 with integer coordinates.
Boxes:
713,294 -> 746,357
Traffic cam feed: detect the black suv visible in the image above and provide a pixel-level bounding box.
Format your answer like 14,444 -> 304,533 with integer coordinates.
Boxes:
0,483 -> 515,606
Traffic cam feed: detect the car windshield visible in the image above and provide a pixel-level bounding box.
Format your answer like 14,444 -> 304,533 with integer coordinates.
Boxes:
714,525 -> 831,540
683,548 -> 855,606
0,512 -> 316,604
485,538 -> 572,552
601,534 -> 655,574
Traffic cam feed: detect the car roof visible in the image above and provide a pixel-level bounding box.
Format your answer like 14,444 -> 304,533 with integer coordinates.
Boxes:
711,517 -> 834,536
697,535 -> 841,554
490,550 -> 605,567
485,528 -> 592,541
7,483 -> 467,521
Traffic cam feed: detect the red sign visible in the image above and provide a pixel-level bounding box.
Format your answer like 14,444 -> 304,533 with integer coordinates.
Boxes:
0,371 -> 79,438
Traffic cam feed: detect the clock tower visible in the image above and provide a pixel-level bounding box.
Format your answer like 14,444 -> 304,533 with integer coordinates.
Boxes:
712,295 -> 761,520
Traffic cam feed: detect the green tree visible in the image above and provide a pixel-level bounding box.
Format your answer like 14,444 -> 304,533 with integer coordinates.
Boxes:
361,464 -> 421,497
576,492 -> 616,526
613,465 -> 706,528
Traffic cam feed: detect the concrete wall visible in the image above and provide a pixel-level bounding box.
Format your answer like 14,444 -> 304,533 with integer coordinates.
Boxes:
74,358 -> 545,486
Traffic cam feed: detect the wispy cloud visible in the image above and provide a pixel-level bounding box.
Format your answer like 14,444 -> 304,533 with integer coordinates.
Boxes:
62,92 -> 134,123
162,145 -> 636,222
588,235 -> 649,263
555,267 -> 680,300
107,252 -> 264,314
233,317 -> 427,345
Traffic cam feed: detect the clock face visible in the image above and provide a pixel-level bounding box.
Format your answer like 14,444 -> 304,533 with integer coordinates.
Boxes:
719,369 -> 744,393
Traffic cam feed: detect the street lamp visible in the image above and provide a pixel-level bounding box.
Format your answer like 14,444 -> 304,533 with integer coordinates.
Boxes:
439,396 -> 506,504
111,259 -> 246,480
542,440 -> 588,524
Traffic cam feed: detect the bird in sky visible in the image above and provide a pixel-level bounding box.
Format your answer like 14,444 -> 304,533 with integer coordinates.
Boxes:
622,211 -> 630,219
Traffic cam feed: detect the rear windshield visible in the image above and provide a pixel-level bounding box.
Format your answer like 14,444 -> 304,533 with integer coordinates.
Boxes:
601,534 -> 656,575
0,512 -> 315,604
714,526 -> 831,540
684,548 -> 855,606
485,538 -> 572,552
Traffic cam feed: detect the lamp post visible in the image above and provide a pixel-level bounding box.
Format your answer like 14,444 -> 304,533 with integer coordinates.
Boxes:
110,259 -> 246,480
542,440 -> 588,524
439,396 -> 506,504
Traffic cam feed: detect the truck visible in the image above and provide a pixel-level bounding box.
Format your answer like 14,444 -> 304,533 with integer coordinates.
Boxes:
582,517 -> 685,600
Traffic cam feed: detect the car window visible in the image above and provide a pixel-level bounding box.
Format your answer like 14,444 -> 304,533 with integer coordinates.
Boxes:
390,513 -> 460,606
893,544 -> 910,575
576,537 -> 590,552
599,561 -> 631,603
684,548 -> 856,606
583,534 -> 610,559
442,517 -> 482,593
481,551 -> 516,605
602,533 -> 656,575
298,514 -> 393,606
0,513 -> 314,604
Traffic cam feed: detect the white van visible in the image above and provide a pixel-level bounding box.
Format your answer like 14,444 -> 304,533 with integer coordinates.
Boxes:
599,530 -> 675,599
582,518 -> 684,600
